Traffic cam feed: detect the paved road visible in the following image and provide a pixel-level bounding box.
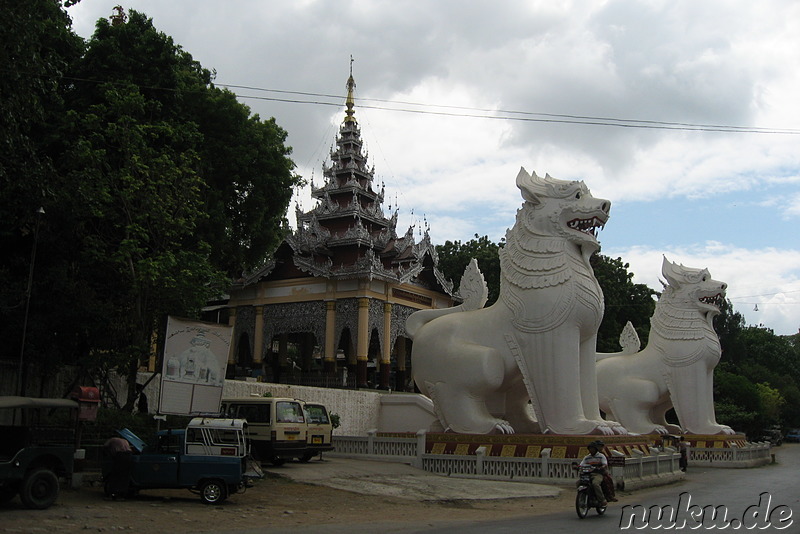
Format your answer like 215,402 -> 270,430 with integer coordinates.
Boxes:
420,443 -> 800,533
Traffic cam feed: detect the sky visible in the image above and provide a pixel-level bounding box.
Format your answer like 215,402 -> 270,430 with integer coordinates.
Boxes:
67,0 -> 800,336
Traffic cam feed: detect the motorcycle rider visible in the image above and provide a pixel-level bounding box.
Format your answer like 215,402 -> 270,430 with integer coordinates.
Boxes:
579,440 -> 614,507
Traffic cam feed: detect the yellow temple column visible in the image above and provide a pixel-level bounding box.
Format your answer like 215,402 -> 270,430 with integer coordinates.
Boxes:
356,297 -> 369,388
324,300 -> 337,375
395,336 -> 408,391
379,302 -> 392,390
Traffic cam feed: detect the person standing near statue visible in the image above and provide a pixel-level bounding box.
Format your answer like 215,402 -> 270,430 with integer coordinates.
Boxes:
104,436 -> 133,500
678,437 -> 690,472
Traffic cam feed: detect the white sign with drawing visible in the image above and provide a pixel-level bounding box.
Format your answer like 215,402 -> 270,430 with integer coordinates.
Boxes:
159,316 -> 232,416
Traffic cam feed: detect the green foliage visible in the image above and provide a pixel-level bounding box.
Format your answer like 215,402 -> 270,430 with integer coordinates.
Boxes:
329,412 -> 341,429
435,235 -> 502,305
1,6 -> 298,407
713,303 -> 800,436
262,391 -> 273,397
590,254 -> 658,352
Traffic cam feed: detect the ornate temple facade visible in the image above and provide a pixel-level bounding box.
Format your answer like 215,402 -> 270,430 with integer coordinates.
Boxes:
221,69 -> 455,390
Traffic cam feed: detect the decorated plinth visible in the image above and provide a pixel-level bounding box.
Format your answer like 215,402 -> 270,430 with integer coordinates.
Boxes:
378,431 -> 748,460
380,432 -> 655,459
660,433 -> 748,449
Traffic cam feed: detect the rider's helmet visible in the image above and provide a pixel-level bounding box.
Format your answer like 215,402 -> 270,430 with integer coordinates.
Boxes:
588,440 -> 605,451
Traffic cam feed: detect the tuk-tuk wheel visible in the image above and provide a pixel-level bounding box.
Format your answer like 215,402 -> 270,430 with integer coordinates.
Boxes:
199,480 -> 228,505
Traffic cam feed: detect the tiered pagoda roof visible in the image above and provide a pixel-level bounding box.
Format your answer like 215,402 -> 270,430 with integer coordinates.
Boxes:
237,68 -> 453,296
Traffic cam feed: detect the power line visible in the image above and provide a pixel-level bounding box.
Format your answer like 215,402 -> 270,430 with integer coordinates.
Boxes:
220,83 -> 800,135
5,68 -> 799,135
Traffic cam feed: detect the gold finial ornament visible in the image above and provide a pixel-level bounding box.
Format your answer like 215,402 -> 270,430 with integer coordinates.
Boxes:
345,55 -> 357,124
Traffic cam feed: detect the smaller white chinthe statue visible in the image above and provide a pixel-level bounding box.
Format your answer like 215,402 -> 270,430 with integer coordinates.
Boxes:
596,257 -> 735,435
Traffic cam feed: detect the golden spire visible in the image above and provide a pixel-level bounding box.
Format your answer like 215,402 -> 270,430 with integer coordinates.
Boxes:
344,55 -> 357,124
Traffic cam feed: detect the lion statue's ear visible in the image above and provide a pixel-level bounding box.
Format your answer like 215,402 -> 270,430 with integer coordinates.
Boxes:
516,167 -> 543,205
661,256 -> 681,288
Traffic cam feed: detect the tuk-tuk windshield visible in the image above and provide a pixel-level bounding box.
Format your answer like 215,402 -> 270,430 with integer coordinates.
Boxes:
276,401 -> 304,423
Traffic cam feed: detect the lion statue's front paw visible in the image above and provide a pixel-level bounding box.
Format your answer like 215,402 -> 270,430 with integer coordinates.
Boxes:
494,420 -> 515,434
600,419 -> 629,435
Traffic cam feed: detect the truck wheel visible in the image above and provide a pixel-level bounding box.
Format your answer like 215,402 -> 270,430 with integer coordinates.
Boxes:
270,458 -> 286,466
20,468 -> 59,510
299,453 -> 315,463
199,480 -> 228,505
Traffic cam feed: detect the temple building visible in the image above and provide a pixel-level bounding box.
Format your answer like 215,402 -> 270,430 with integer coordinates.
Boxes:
219,68 -> 456,390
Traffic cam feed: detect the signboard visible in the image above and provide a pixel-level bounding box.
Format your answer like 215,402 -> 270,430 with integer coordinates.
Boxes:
159,316 -> 232,416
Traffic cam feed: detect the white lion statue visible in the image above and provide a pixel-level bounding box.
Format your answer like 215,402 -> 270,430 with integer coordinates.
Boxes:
597,257 -> 735,435
407,168 -> 626,435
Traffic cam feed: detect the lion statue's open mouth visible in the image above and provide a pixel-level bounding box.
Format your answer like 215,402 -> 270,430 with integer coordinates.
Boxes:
699,294 -> 724,308
567,216 -> 606,238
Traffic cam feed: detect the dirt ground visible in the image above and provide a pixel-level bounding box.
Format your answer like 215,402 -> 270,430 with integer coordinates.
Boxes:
0,470 -> 576,533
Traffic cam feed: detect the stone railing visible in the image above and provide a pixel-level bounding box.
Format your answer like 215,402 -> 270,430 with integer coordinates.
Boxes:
689,442 -> 772,468
330,431 -> 684,490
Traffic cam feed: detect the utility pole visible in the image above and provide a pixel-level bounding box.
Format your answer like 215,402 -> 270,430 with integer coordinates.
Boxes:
17,206 -> 45,397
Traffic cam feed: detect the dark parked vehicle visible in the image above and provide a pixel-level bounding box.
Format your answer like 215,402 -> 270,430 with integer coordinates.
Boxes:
784,429 -> 800,443
0,396 -> 79,509
103,418 -> 262,504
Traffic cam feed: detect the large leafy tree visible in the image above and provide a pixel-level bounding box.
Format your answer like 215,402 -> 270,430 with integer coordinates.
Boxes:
436,235 -> 503,306
713,301 -> 800,433
2,6 -> 298,407
0,0 -> 85,393
590,254 -> 657,352
58,9 -> 299,407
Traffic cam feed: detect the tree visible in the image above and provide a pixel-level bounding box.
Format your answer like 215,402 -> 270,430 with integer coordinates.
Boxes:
0,0 -> 85,392
1,7 -> 299,407
435,235 -> 502,305
189,88 -> 299,278
590,254 -> 657,352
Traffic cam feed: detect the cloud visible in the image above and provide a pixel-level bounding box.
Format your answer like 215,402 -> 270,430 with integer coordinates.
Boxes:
66,0 -> 800,337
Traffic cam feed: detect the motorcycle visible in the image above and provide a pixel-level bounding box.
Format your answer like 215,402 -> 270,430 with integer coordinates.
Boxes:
574,464 -> 608,519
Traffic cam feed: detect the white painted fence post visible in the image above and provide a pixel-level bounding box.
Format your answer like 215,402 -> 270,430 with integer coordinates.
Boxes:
610,450 -> 626,490
475,446 -> 486,476
631,449 -> 644,479
541,448 -> 551,479
367,429 -> 376,455
414,429 -> 426,469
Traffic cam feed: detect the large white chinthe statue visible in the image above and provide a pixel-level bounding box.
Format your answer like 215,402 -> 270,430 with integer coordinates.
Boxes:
407,168 -> 626,435
597,257 -> 735,435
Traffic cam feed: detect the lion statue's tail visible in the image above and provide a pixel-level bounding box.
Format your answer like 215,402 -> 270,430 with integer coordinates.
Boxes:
405,258 -> 488,340
596,321 -> 642,361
